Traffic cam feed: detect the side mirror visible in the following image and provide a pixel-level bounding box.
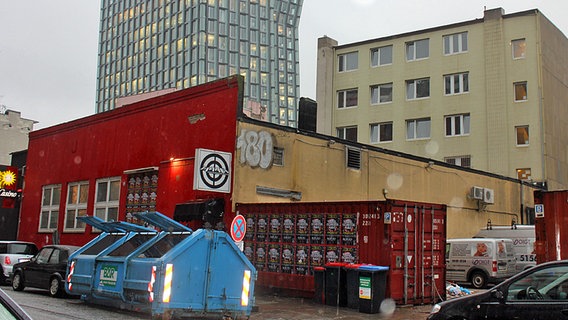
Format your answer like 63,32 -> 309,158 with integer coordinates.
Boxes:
491,290 -> 504,300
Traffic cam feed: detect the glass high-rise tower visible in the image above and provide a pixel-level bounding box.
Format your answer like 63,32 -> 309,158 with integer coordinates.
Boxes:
96,0 -> 303,127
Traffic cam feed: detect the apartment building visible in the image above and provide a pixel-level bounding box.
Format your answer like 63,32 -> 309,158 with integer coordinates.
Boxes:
96,0 -> 303,127
316,8 -> 568,190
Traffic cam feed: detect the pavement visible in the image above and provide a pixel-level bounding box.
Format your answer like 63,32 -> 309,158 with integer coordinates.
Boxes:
249,293 -> 434,320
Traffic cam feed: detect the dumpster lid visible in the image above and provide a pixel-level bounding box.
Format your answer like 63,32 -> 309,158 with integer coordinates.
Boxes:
358,265 -> 389,271
134,211 -> 192,232
78,216 -> 155,233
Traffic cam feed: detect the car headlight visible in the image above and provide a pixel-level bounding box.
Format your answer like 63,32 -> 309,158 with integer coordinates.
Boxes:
430,303 -> 442,314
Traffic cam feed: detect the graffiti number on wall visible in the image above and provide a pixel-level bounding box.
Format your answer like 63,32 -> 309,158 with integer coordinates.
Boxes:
237,129 -> 273,169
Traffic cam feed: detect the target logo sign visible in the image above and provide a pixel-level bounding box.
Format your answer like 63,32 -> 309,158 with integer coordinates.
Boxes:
193,148 -> 232,193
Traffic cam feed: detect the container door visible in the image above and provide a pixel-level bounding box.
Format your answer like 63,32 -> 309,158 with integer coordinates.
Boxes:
386,201 -> 445,305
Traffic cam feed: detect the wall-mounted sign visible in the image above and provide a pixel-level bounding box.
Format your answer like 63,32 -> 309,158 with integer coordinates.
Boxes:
0,166 -> 18,198
193,148 -> 232,193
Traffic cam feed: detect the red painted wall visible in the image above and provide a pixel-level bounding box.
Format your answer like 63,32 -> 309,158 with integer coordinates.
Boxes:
19,76 -> 243,247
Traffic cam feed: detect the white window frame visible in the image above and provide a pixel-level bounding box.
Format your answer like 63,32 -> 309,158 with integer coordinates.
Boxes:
406,118 -> 431,140
64,181 -> 89,232
39,184 -> 61,232
406,78 -> 430,100
445,114 -> 470,137
443,32 -> 468,55
370,122 -> 393,143
514,81 -> 528,102
337,126 -> 358,142
516,125 -> 529,146
338,51 -> 358,72
337,89 -> 358,109
94,177 -> 121,231
445,155 -> 471,168
406,39 -> 429,61
512,38 -> 526,59
444,72 -> 469,95
370,83 -> 393,104
370,45 -> 393,67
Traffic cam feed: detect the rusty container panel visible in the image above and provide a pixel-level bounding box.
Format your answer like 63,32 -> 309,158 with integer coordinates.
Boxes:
534,190 -> 568,263
236,200 -> 446,304
381,200 -> 446,305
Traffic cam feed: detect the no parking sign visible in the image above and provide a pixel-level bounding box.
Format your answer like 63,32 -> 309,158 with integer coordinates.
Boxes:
230,215 -> 247,243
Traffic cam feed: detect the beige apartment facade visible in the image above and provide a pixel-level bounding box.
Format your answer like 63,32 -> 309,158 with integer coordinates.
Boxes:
316,8 -> 568,190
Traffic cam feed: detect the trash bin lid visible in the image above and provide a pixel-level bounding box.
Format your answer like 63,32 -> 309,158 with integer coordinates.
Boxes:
358,265 -> 389,271
314,267 -> 325,271
343,263 -> 363,269
325,262 -> 348,268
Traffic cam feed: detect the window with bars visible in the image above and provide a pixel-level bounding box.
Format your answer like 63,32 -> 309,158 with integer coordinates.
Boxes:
445,155 -> 471,168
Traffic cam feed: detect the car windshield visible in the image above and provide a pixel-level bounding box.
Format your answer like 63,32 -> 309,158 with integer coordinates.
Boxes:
507,265 -> 568,300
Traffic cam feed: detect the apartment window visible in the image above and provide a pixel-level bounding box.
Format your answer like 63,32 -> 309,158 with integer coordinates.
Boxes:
516,126 -> 529,146
406,78 -> 430,99
445,114 -> 470,137
39,185 -> 61,231
516,168 -> 532,181
94,177 -> 120,227
370,83 -> 393,104
444,72 -> 469,95
514,82 -> 527,101
338,51 -> 358,72
445,155 -> 471,168
337,126 -> 358,142
64,181 -> 89,231
337,89 -> 358,108
406,118 -> 431,140
512,39 -> 526,59
370,122 -> 393,143
370,45 -> 392,66
406,39 -> 429,61
443,32 -> 468,55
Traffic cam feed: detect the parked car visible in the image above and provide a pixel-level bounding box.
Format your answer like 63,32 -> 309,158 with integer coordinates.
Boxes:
0,241 -> 38,284
0,288 -> 32,319
428,259 -> 568,320
11,245 -> 80,298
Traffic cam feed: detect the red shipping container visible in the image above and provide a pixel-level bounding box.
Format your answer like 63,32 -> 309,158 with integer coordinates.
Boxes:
534,190 -> 568,263
235,199 -> 446,305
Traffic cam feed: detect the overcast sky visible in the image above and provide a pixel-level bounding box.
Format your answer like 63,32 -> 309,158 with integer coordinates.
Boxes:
1,0 -> 567,129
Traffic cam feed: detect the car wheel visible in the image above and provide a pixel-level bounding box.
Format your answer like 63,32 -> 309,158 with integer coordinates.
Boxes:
471,271 -> 487,289
49,277 -> 64,298
11,272 -> 24,291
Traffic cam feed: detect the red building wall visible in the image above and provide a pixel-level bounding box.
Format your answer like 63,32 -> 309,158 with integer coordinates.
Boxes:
19,76 -> 243,247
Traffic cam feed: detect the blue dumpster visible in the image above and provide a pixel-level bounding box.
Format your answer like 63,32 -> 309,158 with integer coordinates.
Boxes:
66,212 -> 257,319
358,265 -> 389,314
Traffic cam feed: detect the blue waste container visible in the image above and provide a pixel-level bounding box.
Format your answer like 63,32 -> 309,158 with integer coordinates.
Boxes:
358,265 -> 389,314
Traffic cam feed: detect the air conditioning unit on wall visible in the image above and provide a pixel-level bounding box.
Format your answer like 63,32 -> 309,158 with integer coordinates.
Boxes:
470,186 -> 484,200
483,188 -> 495,204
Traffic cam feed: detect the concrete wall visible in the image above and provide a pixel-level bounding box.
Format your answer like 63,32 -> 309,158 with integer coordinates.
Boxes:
232,120 -> 538,239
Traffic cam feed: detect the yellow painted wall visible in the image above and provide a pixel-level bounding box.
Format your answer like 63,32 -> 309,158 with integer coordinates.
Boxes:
232,121 -> 538,239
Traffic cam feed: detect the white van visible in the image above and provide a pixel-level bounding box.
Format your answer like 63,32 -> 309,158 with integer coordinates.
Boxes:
446,238 -> 517,289
474,225 -> 535,272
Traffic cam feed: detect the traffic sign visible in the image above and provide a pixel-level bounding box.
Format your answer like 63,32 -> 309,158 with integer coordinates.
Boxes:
230,215 -> 246,242
535,204 -> 544,218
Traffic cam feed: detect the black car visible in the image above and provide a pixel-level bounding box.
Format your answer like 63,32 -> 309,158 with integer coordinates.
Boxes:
428,259 -> 568,320
11,245 -> 80,298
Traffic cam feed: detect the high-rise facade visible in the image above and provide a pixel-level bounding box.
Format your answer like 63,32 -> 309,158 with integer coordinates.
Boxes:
96,0 -> 303,127
316,8 -> 568,190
